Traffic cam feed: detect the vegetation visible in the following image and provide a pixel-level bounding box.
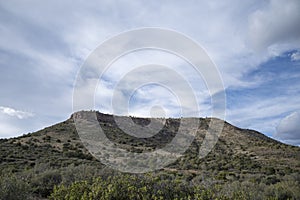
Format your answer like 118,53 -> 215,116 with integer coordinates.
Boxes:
50,174 -> 300,200
0,111 -> 299,199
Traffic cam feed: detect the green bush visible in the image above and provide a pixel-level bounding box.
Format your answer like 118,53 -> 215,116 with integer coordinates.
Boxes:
0,173 -> 30,200
265,181 -> 300,200
50,174 -> 197,200
31,169 -> 62,197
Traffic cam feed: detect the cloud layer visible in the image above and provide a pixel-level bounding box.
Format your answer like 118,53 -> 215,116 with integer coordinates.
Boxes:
0,106 -> 34,119
0,0 -> 300,145
275,112 -> 300,145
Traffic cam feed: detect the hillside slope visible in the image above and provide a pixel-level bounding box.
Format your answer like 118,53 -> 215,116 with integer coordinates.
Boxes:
0,111 -> 299,199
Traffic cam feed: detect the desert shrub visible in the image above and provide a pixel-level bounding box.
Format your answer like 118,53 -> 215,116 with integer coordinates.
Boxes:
47,172 -> 300,200
219,181 -> 264,200
262,175 -> 280,185
43,135 -> 51,141
265,167 -> 276,175
60,164 -> 107,185
264,181 -> 300,200
51,181 -> 90,200
51,174 -> 197,200
0,173 -> 30,200
216,171 -> 227,180
63,143 -> 71,151
30,169 -> 62,197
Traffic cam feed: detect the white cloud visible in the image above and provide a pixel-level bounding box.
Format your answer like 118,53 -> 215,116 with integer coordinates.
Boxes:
0,0 -> 299,142
291,51 -> 300,61
0,106 -> 34,119
247,0 -> 300,54
89,49 -> 216,118
275,112 -> 300,145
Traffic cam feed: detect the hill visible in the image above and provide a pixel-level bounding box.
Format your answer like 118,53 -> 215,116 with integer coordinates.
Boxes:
0,111 -> 300,199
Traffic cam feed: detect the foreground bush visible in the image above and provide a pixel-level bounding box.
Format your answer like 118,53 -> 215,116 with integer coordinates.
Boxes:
0,173 -> 30,200
50,174 -> 212,200
1,164 -> 299,200
50,174 -> 300,200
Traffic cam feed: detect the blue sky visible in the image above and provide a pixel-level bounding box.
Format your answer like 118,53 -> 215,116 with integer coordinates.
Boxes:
0,0 -> 300,145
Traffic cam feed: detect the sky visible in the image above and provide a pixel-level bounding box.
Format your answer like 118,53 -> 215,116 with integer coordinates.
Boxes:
0,0 -> 300,146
